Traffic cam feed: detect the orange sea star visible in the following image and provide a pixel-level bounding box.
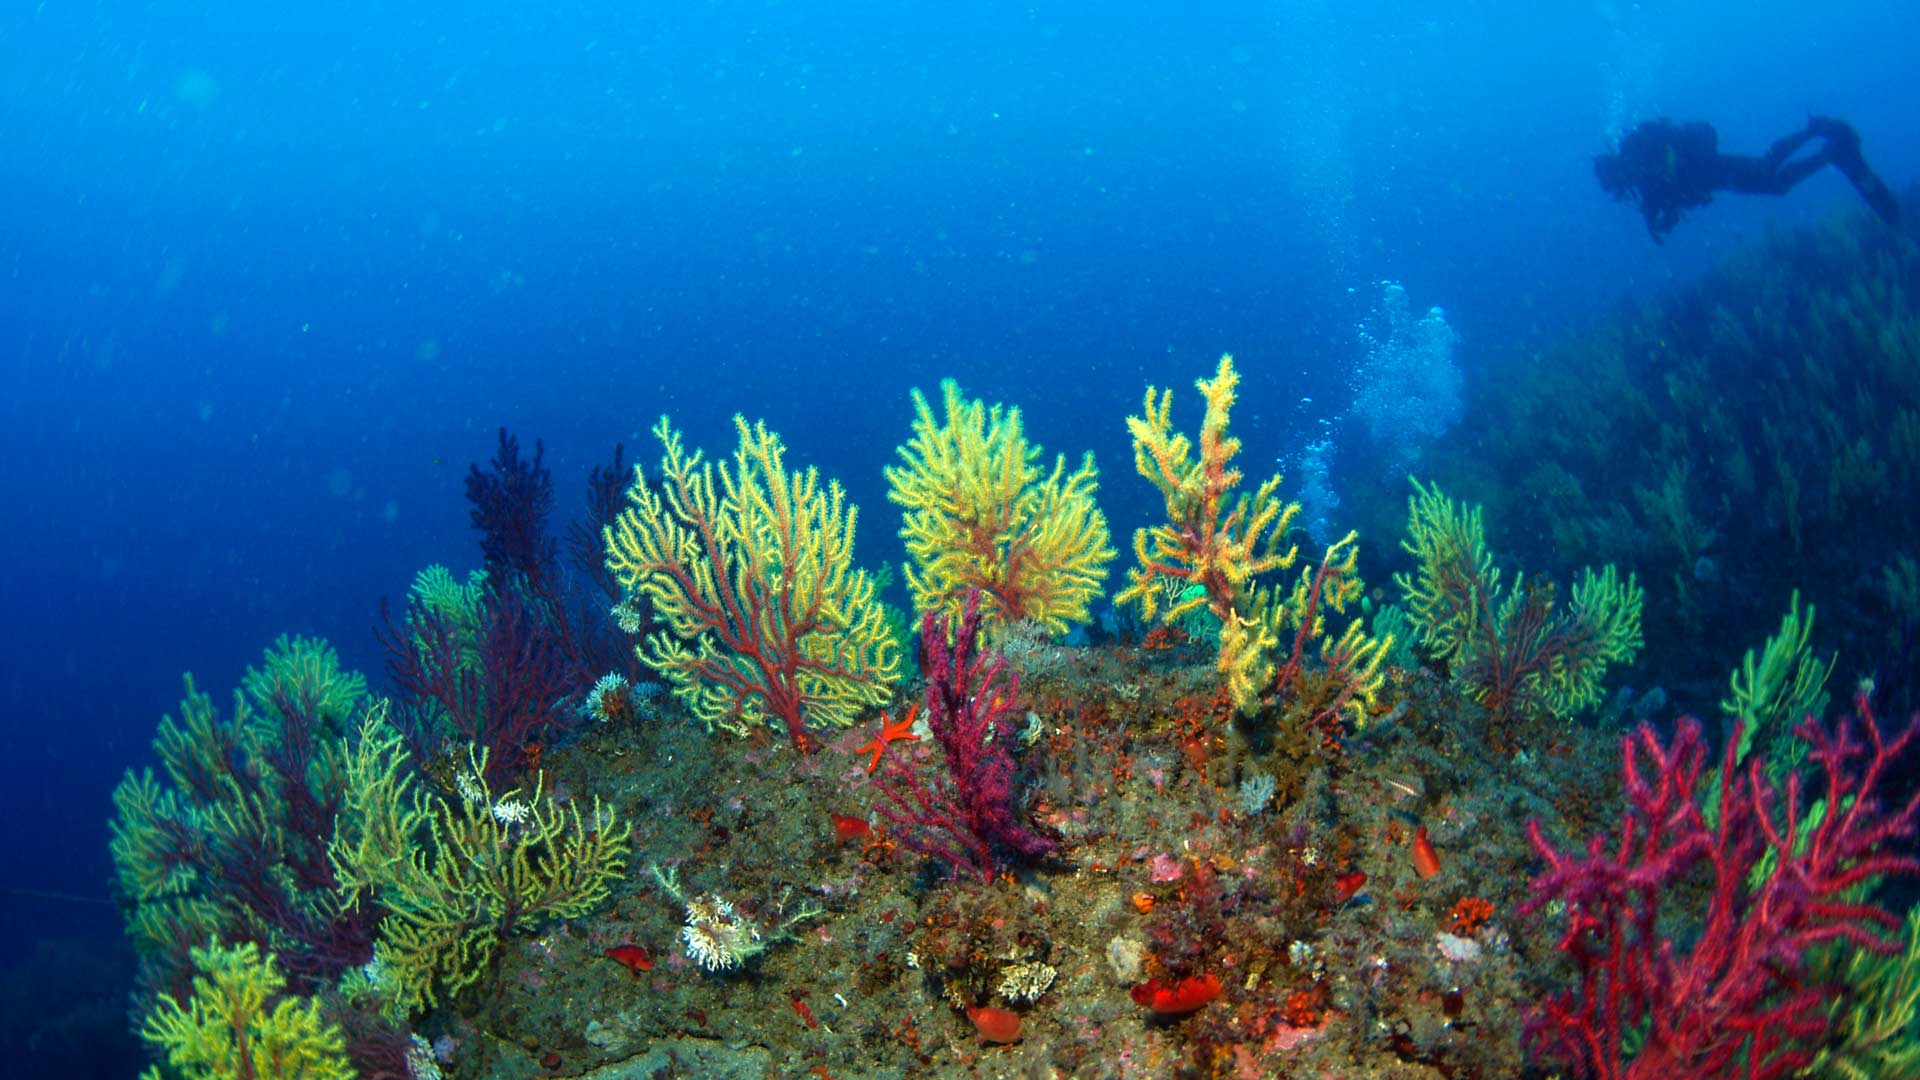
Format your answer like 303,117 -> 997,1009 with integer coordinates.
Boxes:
857,704 -> 921,773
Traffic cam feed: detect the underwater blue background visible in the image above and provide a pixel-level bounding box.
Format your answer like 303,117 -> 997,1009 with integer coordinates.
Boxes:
1,0 -> 1916,1026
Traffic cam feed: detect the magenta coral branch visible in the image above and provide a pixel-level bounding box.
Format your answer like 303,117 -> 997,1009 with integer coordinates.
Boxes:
1520,694 -> 1920,1079
380,585 -> 578,784
874,590 -> 1055,881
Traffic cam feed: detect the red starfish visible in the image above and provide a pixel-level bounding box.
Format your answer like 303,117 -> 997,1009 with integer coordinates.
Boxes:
857,704 -> 921,773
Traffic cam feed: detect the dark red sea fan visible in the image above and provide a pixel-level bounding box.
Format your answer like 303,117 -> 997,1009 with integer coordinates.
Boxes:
873,589 -> 1056,881
1519,694 -> 1920,1079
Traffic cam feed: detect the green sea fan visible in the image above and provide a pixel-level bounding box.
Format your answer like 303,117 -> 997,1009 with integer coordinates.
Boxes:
1805,905 -> 1920,1079
139,939 -> 352,1080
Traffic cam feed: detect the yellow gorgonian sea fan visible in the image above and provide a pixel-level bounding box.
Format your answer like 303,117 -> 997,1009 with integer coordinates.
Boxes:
605,415 -> 900,746
886,379 -> 1114,636
1115,353 -> 1299,629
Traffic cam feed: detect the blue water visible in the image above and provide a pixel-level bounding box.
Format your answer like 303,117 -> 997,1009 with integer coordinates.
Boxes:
2,0 -> 1916,1052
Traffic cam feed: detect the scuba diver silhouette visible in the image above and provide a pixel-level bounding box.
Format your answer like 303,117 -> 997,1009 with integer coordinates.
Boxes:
1595,116 -> 1902,241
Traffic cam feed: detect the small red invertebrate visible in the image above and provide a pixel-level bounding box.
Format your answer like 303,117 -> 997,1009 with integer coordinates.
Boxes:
856,704 -> 921,773
1334,870 -> 1368,901
603,944 -> 653,974
1447,895 -> 1494,935
830,812 -> 871,842
1130,972 -> 1223,1015
790,996 -> 818,1029
1411,826 -> 1441,879
966,1004 -> 1023,1043
1282,984 -> 1326,1027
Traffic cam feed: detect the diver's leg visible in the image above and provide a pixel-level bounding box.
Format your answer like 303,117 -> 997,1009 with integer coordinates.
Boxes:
1720,153 -> 1804,195
1759,125 -> 1820,171
1770,151 -> 1833,192
1810,118 -> 1902,225
1830,147 -> 1903,226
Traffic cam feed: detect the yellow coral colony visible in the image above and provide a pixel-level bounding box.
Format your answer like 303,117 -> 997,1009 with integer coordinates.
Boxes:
1234,529 -> 1392,724
1396,477 -> 1643,721
1115,355 -> 1299,691
886,379 -> 1114,636
329,716 -> 628,1019
139,939 -> 352,1080
604,414 -> 901,746
1116,355 -> 1389,717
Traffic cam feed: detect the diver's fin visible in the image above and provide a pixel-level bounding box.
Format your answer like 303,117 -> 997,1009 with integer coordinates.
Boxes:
1827,140 -> 1903,227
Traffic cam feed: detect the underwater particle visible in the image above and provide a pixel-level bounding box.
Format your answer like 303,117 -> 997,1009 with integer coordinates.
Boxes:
1411,826 -> 1441,878
967,1004 -> 1023,1043
1238,771 -> 1277,816
995,960 -> 1057,1003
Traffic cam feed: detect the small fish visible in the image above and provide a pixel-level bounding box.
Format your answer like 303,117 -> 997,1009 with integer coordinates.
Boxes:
1412,826 -> 1441,879
830,812 -> 871,843
966,1004 -> 1023,1043
603,944 -> 653,974
1334,870 -> 1368,902
1131,972 -> 1223,1015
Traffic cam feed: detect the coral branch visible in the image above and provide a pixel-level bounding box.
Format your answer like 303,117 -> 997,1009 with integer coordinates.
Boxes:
874,590 -> 1055,882
886,380 -> 1113,635
604,415 -> 899,748
379,576 -> 578,784
1519,693 -> 1920,1078
1115,354 -> 1298,633
466,427 -> 558,594
1397,477 -> 1643,724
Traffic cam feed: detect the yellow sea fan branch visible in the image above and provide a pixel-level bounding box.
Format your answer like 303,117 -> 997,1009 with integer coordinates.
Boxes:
886,380 -> 1113,635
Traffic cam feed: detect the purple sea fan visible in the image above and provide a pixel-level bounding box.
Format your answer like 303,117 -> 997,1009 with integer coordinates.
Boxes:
875,589 -> 1056,882
380,581 -> 579,784
467,427 -> 558,592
